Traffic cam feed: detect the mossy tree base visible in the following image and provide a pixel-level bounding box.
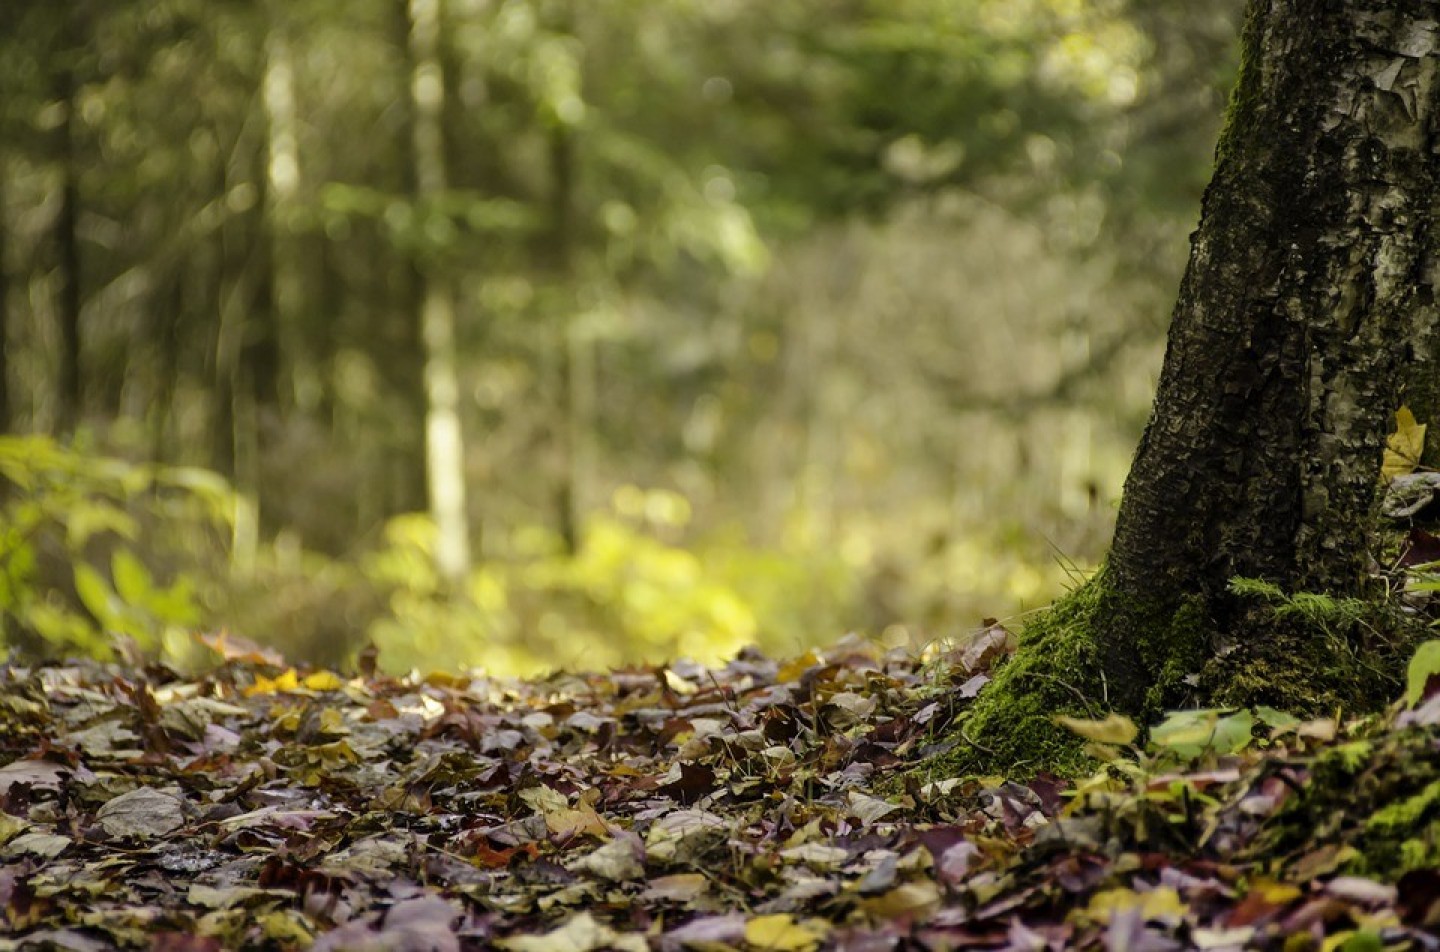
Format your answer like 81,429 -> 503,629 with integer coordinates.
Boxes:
929,565 -> 1424,780
931,566 -> 1204,778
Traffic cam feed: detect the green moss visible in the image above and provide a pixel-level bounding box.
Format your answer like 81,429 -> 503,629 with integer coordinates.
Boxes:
903,552 -> 1421,785
1367,778 -> 1440,835
1321,740 -> 1374,778
1365,779 -> 1440,872
1399,835 -> 1440,872
1141,596 -> 1211,715
913,566 -> 1215,780
910,578 -> 1108,782
1212,0 -> 1263,168
1200,588 -> 1424,716
1253,727 -> 1440,879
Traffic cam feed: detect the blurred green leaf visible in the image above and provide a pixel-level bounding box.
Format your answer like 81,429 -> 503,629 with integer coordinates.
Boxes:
1405,640 -> 1440,709
112,550 -> 153,605
73,563 -> 116,627
1151,709 -> 1254,758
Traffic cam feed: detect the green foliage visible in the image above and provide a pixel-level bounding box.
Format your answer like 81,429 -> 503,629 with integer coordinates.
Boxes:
1405,640 -> 1440,708
1149,708 -> 1254,759
0,440 -> 855,674
0,437 -> 229,659
1227,576 -> 1369,632
364,488 -> 857,676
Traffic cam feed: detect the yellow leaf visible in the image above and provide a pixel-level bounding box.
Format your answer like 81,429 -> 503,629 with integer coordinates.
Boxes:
318,708 -> 349,736
245,669 -> 300,696
744,914 -> 827,952
544,801 -> 612,839
303,671 -> 344,691
777,651 -> 821,684
857,881 -> 941,921
1054,713 -> 1138,746
1083,887 -> 1187,925
255,909 -> 312,944
662,669 -> 698,696
1383,406 -> 1426,480
1252,880 -> 1302,904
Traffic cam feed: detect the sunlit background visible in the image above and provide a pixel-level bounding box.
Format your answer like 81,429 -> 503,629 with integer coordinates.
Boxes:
0,0 -> 1242,674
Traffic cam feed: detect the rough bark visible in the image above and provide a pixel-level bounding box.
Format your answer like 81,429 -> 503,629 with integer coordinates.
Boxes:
408,0 -> 472,586
1098,1 -> 1440,711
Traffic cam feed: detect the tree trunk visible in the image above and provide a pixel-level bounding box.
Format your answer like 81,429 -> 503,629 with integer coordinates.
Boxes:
1093,0 -> 1440,713
211,146 -> 268,575
0,158 -> 9,435
149,275 -> 183,461
408,0 -> 472,587
53,52 -> 82,435
550,113 -> 595,556
264,24 -> 321,415
956,1 -> 1440,773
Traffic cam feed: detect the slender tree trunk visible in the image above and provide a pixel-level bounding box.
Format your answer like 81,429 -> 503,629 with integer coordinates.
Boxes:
1094,1 -> 1440,712
53,54 -> 82,435
264,25 -> 320,415
408,0 -> 471,586
211,148 -> 267,575
210,153 -> 237,475
564,323 -> 597,551
149,275 -> 183,462
549,117 -> 596,554
0,159 -> 9,435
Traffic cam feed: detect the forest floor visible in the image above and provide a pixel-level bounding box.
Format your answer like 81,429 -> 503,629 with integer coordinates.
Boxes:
2,628 -> 1440,951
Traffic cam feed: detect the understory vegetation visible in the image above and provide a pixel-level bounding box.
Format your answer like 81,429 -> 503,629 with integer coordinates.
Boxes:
0,435 -> 862,676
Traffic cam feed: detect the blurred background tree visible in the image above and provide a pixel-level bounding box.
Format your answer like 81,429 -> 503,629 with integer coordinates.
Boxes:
0,0 -> 1243,674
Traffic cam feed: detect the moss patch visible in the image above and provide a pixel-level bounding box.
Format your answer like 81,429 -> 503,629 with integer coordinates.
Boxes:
1212,0 -> 1263,169
912,566 -> 1214,780
1254,726 -> 1440,876
1198,594 -> 1423,715
934,579 -> 1107,779
908,563 -> 1421,784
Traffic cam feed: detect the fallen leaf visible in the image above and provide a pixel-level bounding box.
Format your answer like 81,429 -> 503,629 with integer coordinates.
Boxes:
1083,887 -> 1187,925
4,831 -> 72,859
640,872 -> 709,903
571,835 -> 645,881
303,670 -> 346,692
957,622 -> 1016,673
1405,640 -> 1440,708
744,914 -> 827,951
196,630 -> 288,666
1054,713 -> 1138,746
1383,406 -> 1426,480
858,881 -> 941,922
497,912 -> 646,952
846,790 -> 901,825
245,668 -> 301,696
96,787 -> 185,838
0,758 -> 71,794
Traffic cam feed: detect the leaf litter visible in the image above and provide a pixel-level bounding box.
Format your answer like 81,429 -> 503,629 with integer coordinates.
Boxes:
1,628 -> 1439,950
